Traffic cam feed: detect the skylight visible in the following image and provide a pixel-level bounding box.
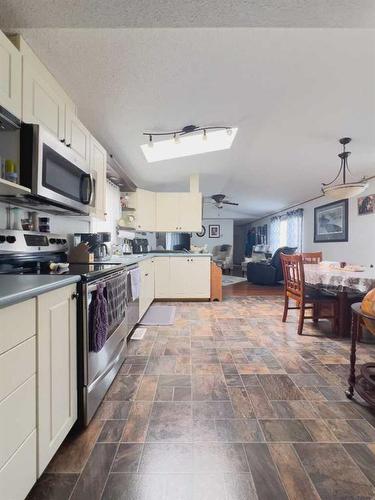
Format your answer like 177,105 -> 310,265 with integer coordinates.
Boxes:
141,127 -> 238,163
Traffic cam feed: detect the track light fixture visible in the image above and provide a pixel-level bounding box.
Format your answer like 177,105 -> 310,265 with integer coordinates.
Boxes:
141,124 -> 238,162
143,124 -> 234,145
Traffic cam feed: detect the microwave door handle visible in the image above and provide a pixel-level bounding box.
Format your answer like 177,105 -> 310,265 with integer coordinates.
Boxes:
80,173 -> 93,205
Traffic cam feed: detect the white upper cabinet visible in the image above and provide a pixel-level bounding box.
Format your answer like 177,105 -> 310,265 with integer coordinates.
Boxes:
90,135 -> 107,220
130,189 -> 156,232
11,35 -> 76,141
155,193 -> 179,231
65,107 -> 91,163
177,193 -> 202,231
156,192 -> 202,232
0,31 -> 21,119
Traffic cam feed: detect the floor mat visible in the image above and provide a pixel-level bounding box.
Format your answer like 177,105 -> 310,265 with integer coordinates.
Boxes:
222,275 -> 247,286
139,305 -> 176,325
131,327 -> 147,340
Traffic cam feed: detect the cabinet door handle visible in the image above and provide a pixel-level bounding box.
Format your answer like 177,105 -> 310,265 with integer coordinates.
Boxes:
71,292 -> 79,300
66,143 -> 71,148
60,138 -> 65,143
145,273 -> 149,276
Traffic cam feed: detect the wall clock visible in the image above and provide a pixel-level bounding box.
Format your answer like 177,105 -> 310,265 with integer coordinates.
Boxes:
196,225 -> 206,237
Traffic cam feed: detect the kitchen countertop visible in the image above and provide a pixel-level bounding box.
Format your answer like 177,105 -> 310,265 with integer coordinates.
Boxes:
0,275 -> 81,309
100,252 -> 212,266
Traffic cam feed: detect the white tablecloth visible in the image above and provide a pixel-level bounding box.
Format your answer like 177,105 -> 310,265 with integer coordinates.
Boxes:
304,264 -> 375,293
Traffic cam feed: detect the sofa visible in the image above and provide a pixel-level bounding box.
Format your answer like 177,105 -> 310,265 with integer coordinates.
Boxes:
212,244 -> 233,273
246,246 -> 297,285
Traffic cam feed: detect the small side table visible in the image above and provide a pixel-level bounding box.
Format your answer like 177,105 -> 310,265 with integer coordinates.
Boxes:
346,303 -> 375,407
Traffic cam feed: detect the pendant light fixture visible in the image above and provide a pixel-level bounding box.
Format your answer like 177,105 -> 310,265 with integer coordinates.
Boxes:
321,137 -> 368,199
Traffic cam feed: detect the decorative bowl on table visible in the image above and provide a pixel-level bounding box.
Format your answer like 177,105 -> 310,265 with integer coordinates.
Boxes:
361,288 -> 375,335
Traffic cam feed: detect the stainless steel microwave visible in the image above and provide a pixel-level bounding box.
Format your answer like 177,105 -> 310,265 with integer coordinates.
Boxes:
2,124 -> 93,215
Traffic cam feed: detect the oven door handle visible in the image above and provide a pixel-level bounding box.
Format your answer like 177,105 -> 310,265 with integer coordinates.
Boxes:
88,337 -> 126,394
80,173 -> 93,205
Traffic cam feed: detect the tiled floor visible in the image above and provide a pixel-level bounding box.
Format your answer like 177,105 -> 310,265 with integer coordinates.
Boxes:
28,296 -> 375,500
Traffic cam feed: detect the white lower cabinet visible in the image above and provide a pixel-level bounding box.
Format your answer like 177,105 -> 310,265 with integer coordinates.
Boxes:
139,258 -> 155,319
0,431 -> 36,500
37,285 -> 77,474
0,285 -> 77,498
0,300 -> 37,500
154,257 -> 171,299
154,256 -> 210,299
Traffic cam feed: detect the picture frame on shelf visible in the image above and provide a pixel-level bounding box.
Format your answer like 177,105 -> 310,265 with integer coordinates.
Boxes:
209,224 -> 220,238
314,199 -> 348,243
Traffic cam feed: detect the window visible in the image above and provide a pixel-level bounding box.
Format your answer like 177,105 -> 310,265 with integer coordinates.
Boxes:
270,209 -> 303,253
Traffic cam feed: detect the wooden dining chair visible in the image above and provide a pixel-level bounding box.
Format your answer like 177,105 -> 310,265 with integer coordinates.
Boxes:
301,251 -> 323,264
280,253 -> 338,335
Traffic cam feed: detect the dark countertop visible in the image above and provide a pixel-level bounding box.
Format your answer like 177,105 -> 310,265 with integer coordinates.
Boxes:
0,275 -> 81,308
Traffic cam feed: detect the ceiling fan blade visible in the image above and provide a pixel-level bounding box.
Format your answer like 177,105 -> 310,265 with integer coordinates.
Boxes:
222,201 -> 239,206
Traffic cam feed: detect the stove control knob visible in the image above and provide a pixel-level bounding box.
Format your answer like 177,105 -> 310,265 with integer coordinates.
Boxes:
49,238 -> 56,244
0,235 -> 5,243
55,239 -> 62,244
61,239 -> 67,244
6,236 -> 16,244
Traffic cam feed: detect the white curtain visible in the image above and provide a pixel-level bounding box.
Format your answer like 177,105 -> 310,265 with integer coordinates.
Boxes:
286,209 -> 303,251
270,209 -> 303,253
270,216 -> 281,253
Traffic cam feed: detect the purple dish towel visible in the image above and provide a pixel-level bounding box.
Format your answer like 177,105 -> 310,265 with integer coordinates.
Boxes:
92,282 -> 109,352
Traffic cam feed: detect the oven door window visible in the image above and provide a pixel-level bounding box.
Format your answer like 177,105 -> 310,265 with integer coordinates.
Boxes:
42,143 -> 90,203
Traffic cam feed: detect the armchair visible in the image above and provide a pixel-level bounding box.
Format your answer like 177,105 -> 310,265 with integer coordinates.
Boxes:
212,244 -> 233,273
246,246 -> 297,285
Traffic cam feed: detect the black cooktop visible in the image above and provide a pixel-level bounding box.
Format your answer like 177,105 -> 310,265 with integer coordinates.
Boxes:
0,251 -> 124,281
60,263 -> 124,280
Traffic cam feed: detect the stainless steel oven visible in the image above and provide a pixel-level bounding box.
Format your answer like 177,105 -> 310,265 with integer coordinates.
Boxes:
12,124 -> 93,214
80,264 -> 139,426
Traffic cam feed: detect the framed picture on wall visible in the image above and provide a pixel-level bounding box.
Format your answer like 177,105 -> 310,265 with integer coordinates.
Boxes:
314,199 -> 348,243
358,194 -> 375,215
209,224 -> 220,238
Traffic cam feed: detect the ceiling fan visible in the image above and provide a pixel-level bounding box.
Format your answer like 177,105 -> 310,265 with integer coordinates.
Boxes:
204,194 -> 239,209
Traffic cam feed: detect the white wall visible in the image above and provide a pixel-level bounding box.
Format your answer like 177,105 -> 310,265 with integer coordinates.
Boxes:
191,218 -> 234,253
252,178 -> 375,267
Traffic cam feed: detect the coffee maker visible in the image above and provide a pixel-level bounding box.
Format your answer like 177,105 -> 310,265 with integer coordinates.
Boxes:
132,238 -> 149,254
74,232 -> 111,260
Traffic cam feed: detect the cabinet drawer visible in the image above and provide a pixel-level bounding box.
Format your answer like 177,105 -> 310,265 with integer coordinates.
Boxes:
0,375 -> 36,467
0,430 -> 36,500
0,299 -> 36,355
0,337 -> 36,402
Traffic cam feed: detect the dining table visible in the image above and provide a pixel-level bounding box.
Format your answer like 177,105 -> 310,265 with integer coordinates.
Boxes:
303,263 -> 375,337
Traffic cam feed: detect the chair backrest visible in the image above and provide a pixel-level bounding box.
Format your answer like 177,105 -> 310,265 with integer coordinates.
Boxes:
212,245 -> 221,257
271,246 -> 297,281
302,251 -> 322,264
280,253 -> 305,299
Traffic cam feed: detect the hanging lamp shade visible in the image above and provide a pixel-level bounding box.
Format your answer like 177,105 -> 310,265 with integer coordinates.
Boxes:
321,138 -> 368,199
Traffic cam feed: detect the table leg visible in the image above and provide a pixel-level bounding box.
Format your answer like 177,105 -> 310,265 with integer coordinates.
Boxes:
337,291 -> 350,337
346,312 -> 358,399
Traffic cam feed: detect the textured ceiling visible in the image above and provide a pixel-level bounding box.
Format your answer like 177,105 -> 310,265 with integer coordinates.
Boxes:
1,0 -> 375,28
1,26 -> 374,219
